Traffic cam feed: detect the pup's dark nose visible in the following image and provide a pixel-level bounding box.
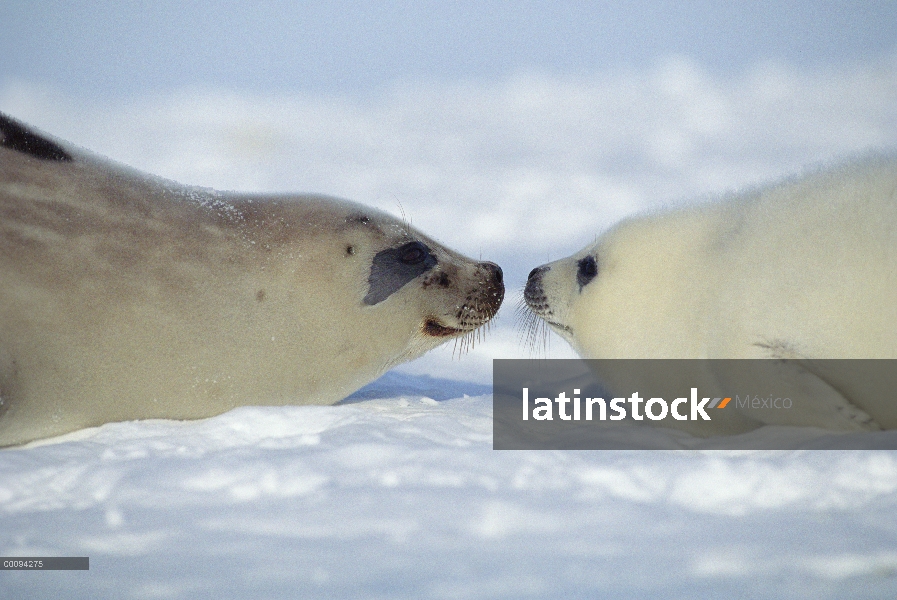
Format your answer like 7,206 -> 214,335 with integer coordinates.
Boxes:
523,265 -> 550,307
527,265 -> 549,283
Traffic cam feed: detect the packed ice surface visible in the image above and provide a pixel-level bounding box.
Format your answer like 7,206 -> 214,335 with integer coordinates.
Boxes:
3,57 -> 897,597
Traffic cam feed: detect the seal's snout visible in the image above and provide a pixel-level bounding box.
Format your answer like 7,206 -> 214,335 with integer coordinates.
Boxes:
524,265 -> 549,309
480,261 -> 503,285
476,260 -> 505,319
425,259 -> 505,339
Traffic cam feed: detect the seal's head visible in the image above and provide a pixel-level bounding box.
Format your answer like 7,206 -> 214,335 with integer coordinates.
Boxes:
319,205 -> 505,364
222,196 -> 504,367
521,210 -> 707,359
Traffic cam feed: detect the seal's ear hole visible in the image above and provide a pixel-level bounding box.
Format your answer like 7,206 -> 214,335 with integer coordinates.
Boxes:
346,245 -> 355,256
577,255 -> 598,289
398,241 -> 429,265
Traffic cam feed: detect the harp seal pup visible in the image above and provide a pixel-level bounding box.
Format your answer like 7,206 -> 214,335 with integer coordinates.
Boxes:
0,114 -> 504,447
523,156 -> 897,435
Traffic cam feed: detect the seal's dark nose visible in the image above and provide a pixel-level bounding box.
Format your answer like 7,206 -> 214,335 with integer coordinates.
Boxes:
480,261 -> 503,285
476,261 -> 504,316
523,265 -> 549,308
527,265 -> 549,283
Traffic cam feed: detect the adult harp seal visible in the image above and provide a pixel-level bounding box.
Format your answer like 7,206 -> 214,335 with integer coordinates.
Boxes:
0,113 -> 503,446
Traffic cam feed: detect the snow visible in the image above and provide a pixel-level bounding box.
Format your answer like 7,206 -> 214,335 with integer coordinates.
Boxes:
4,384 -> 897,598
3,56 -> 897,597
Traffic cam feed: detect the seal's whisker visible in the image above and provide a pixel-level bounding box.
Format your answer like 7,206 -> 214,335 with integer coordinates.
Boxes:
514,289 -> 552,358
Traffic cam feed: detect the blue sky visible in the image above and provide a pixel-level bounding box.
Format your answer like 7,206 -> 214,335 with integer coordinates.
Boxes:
3,1 -> 896,98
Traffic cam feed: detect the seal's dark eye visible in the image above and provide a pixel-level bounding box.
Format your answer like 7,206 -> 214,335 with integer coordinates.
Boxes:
577,255 -> 598,288
398,242 -> 428,265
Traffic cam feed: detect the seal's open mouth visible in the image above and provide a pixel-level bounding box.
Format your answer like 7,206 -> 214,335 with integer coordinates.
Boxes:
423,318 -> 464,337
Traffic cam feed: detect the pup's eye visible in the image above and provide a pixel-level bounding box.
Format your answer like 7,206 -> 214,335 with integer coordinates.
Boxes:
398,242 -> 429,265
577,255 -> 598,288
